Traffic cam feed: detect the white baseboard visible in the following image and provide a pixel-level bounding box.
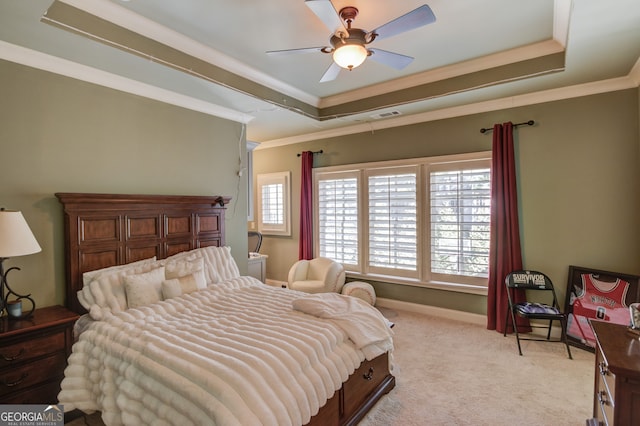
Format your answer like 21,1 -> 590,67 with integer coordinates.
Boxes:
375,297 -> 486,326
265,278 -> 287,288
375,297 -> 564,337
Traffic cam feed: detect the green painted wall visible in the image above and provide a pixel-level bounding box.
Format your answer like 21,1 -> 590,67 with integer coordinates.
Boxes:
0,60 -> 248,309
253,89 -> 640,315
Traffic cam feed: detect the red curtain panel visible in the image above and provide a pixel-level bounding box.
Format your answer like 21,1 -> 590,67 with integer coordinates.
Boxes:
486,122 -> 530,333
299,151 -> 314,260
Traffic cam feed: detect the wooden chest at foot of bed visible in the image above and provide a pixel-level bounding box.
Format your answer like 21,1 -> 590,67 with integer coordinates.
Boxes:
308,352 -> 395,426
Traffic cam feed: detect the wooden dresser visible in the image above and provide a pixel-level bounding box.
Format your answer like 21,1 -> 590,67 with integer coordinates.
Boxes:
589,320 -> 640,426
0,305 -> 78,404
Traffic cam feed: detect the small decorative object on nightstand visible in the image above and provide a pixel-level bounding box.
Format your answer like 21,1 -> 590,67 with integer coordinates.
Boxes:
0,209 -> 42,319
6,300 -> 22,319
0,305 -> 78,404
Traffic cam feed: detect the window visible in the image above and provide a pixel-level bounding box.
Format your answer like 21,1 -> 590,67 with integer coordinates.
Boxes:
367,168 -> 418,278
317,173 -> 359,265
257,171 -> 291,236
314,152 -> 491,293
429,164 -> 491,287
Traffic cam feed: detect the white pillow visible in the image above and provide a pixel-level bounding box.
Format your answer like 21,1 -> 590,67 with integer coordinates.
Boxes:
161,279 -> 183,300
161,250 -> 201,265
199,246 -> 240,283
82,257 -> 157,286
124,267 -> 166,309
161,273 -> 201,299
78,261 -> 161,313
165,258 -> 206,289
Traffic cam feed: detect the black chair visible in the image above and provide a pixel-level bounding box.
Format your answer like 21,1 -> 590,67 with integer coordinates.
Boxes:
248,231 -> 262,254
503,270 -> 572,359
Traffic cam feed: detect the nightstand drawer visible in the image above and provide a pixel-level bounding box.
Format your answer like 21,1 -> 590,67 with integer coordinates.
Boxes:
0,380 -> 62,404
0,330 -> 65,368
0,351 -> 67,397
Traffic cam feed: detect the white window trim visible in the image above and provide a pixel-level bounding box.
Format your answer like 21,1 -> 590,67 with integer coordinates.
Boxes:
313,151 -> 491,295
257,171 -> 291,236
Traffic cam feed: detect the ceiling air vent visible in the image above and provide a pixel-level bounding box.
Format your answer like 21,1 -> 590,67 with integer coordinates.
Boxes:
370,110 -> 402,120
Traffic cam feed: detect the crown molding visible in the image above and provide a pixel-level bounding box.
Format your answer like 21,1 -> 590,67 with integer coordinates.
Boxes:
0,40 -> 254,124
2,39 -> 636,149
258,74 -> 638,149
56,0 -> 320,107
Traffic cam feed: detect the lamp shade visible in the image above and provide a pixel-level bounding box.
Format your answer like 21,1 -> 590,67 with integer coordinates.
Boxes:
333,44 -> 368,70
0,210 -> 42,258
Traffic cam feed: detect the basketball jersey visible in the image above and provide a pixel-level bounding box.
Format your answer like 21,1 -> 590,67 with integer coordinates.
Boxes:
566,273 -> 630,347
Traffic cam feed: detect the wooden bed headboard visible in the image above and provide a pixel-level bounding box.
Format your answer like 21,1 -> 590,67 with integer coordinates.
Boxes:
56,193 -> 231,314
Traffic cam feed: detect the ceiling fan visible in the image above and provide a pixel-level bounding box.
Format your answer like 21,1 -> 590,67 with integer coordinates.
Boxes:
266,0 -> 436,83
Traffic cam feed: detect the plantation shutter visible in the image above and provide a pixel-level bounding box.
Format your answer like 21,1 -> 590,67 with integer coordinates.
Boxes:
261,183 -> 284,225
368,171 -> 418,274
430,168 -> 491,278
317,177 -> 359,265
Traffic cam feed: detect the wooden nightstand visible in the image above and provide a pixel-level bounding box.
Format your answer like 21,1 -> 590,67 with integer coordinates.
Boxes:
0,305 -> 78,404
248,253 -> 268,282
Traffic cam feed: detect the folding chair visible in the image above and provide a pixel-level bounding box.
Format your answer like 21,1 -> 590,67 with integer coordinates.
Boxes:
504,270 -> 572,359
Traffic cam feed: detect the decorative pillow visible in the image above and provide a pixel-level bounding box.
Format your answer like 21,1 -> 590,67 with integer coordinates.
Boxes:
165,258 -> 207,289
78,261 -> 162,314
161,273 -> 200,300
161,279 -> 183,300
124,267 -> 166,309
82,257 -> 157,286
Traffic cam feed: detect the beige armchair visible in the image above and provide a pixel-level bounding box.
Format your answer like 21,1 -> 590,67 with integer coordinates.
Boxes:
287,257 -> 346,294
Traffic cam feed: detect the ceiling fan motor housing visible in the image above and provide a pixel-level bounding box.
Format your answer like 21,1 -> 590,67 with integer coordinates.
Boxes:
329,28 -> 372,50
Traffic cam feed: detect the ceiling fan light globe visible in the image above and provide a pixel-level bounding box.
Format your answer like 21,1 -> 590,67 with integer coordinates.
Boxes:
333,44 -> 367,70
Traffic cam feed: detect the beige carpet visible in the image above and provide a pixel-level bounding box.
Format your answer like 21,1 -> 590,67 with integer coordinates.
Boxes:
359,308 -> 594,426
66,308 -> 594,425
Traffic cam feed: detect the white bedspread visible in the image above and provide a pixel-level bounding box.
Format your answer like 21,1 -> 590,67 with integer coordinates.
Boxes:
292,293 -> 394,360
59,277 -> 393,426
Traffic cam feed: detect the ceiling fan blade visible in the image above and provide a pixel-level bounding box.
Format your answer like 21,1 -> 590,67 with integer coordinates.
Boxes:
305,0 -> 349,36
266,47 -> 325,56
371,4 -> 436,41
319,62 -> 341,83
368,49 -> 414,70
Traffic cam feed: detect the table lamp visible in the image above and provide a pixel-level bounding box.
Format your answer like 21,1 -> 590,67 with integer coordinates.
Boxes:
0,209 -> 42,318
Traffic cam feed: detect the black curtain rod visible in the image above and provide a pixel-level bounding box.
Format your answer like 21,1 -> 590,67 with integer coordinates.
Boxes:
480,120 -> 535,134
296,149 -> 323,157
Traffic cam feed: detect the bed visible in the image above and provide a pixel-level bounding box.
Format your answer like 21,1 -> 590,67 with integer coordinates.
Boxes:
55,193 -> 395,425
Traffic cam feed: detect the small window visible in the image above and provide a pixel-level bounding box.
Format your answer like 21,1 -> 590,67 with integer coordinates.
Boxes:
257,171 -> 291,236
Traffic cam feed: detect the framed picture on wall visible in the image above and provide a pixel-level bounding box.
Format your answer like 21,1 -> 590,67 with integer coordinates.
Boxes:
564,265 -> 640,352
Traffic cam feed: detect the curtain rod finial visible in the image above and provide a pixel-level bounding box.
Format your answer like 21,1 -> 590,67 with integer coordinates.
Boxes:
296,150 -> 323,157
